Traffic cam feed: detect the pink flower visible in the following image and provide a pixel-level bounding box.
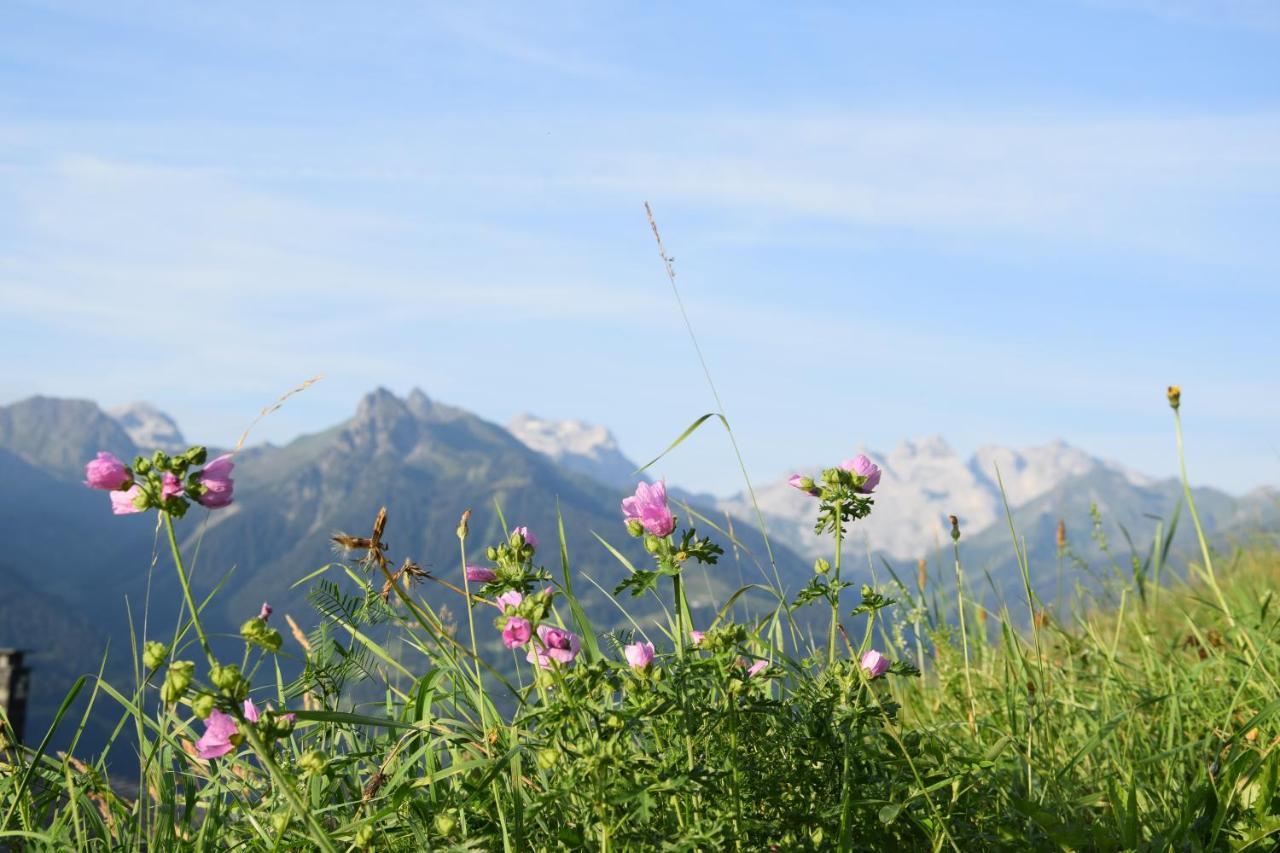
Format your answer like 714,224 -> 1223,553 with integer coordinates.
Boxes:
195,454 -> 235,508
527,624 -> 580,668
747,660 -> 769,678
840,454 -> 881,493
161,472 -> 184,500
860,649 -> 890,678
621,481 -> 676,537
244,698 -> 294,725
689,630 -> 705,646
511,526 -> 538,550
788,474 -> 820,497
502,617 -> 532,649
84,452 -> 131,490
496,590 -> 524,610
623,641 -> 655,670
258,602 -> 272,621
195,709 -> 238,759
465,565 -> 497,583
109,485 -> 145,515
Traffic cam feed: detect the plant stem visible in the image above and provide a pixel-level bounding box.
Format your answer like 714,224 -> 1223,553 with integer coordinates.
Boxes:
829,505 -> 844,664
1173,408 -> 1233,625
458,539 -> 487,718
952,540 -> 976,735
672,572 -> 685,657
163,512 -> 335,852
240,723 -> 338,853
162,513 -> 215,668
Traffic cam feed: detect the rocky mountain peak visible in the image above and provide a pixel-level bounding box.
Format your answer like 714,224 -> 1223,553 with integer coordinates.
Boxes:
889,435 -> 955,462
0,396 -> 137,481
507,413 -> 640,488
107,402 -> 186,452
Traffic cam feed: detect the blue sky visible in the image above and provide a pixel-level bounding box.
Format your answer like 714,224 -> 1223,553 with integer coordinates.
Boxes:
2,1 -> 1278,496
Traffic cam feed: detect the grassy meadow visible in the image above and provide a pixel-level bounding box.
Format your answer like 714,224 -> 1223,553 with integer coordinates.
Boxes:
1,391 -> 1278,852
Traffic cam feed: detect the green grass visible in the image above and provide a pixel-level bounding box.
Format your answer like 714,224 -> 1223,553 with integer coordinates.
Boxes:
2,394 -> 1278,851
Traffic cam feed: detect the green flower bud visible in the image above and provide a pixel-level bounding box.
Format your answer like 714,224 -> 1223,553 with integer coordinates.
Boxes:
354,825 -> 375,848
434,812 -> 457,837
240,619 -> 283,653
485,546 -> 499,561
187,446 -> 208,466
209,663 -> 248,699
298,749 -> 328,776
142,640 -> 169,671
536,747 -> 559,770
814,559 -> 830,575
190,692 -> 216,719
625,519 -> 645,538
209,663 -> 237,689
643,534 -> 661,554
260,709 -> 296,739
159,660 -> 194,704
949,515 -> 961,542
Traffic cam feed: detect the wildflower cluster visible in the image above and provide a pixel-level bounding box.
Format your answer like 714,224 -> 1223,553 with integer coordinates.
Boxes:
59,440 -> 918,849
84,446 -> 234,516
789,452 -> 880,537
615,480 -> 724,599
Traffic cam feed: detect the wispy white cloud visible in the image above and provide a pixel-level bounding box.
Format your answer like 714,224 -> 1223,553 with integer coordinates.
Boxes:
7,110 -> 1279,265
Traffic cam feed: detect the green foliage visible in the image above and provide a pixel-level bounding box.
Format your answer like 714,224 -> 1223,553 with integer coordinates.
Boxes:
3,398 -> 1278,851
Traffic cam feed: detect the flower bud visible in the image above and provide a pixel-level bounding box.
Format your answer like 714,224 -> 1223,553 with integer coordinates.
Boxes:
209,663 -> 248,699
643,534 -> 662,554
159,660 -> 194,704
298,749 -> 328,776
191,692 -> 216,719
1167,385 -> 1181,410
949,515 -> 961,542
456,509 -> 471,541
814,558 -> 830,575
536,747 -> 559,770
354,825 -> 375,849
788,474 -> 820,496
860,649 -> 890,679
142,640 -> 169,671
434,812 -> 457,836
625,519 -> 645,538
84,452 -> 132,491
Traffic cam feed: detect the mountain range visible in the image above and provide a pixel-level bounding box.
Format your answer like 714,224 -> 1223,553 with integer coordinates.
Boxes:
503,413 -> 1278,606
1,391 -> 1275,760
0,391 -> 803,758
